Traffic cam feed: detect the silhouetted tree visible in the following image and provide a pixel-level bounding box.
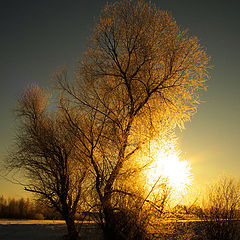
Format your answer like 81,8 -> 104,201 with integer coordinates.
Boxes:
57,0 -> 210,239
0,196 -> 38,219
6,86 -> 86,240
199,176 -> 240,240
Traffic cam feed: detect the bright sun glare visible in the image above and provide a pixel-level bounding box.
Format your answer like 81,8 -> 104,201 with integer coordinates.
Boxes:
150,152 -> 192,192
146,139 -> 193,193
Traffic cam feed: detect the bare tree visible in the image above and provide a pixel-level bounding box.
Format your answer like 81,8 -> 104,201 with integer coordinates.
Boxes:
6,85 -> 86,240
57,0 -> 210,239
199,176 -> 240,240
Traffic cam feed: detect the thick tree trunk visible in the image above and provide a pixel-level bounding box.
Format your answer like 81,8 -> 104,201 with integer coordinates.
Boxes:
65,216 -> 79,240
102,208 -> 117,240
102,195 -> 122,240
100,138 -> 130,240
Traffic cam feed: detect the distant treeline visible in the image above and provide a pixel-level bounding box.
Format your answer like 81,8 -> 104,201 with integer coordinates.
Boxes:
0,196 -> 61,219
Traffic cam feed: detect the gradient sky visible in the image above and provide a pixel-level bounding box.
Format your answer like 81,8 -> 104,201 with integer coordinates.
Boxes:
0,0 -> 239,198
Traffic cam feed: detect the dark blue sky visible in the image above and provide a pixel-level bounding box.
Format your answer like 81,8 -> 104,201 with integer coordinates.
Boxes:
0,0 -> 239,197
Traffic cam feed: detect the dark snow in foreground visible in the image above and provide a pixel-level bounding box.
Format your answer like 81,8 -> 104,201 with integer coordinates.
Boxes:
0,220 -> 67,240
0,220 -> 102,240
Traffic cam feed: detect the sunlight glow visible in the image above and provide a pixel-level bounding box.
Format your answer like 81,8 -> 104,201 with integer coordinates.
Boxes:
150,152 -> 192,192
146,138 -> 193,193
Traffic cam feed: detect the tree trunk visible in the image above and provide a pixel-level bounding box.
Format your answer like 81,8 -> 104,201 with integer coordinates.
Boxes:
102,208 -> 117,240
102,195 -> 123,240
65,216 -> 79,240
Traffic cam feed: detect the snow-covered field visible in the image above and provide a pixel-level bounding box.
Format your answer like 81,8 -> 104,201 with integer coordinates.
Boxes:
1,219 -> 239,240
0,220 -> 103,240
0,220 -> 66,240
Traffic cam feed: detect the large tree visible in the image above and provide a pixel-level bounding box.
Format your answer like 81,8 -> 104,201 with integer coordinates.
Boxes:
57,0 -> 210,239
7,85 -> 86,240
57,0 -> 209,239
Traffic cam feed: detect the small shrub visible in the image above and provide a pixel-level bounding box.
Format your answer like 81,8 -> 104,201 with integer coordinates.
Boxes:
34,213 -> 44,220
199,176 -> 240,240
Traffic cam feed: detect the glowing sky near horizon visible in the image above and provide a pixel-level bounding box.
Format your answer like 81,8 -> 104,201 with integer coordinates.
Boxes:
0,0 -> 239,198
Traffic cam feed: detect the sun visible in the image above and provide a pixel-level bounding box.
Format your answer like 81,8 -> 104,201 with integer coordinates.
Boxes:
149,152 -> 192,192
145,139 -> 193,193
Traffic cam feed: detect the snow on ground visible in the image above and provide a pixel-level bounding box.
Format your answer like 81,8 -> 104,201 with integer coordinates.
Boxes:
0,220 -> 103,240
0,220 -> 66,240
1,219 -> 239,240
